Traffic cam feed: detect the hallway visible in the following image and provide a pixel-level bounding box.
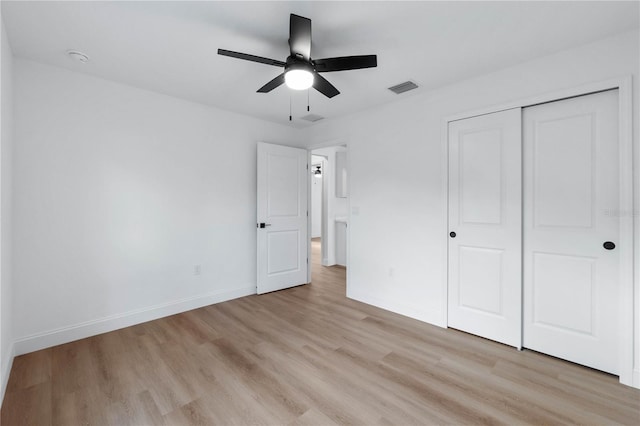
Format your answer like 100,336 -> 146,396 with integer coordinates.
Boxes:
310,237 -> 346,296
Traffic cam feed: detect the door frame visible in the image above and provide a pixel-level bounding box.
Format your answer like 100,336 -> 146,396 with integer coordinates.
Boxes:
441,76 -> 634,387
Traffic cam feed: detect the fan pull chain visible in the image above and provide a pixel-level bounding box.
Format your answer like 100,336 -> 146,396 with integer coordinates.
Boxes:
289,94 -> 292,121
307,89 -> 310,112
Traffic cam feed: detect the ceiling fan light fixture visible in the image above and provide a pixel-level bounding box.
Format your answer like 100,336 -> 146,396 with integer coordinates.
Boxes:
218,14 -> 376,98
285,68 -> 314,90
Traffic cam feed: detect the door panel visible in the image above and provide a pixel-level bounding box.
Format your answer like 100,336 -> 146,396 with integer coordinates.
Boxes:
458,246 -> 504,315
532,252 -> 595,334
460,128 -> 504,225
523,90 -> 619,374
448,108 -> 521,348
257,142 -> 308,294
533,113 -> 594,228
267,230 -> 301,274
267,154 -> 301,217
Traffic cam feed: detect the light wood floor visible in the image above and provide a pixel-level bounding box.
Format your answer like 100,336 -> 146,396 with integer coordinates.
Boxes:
2,239 -> 639,425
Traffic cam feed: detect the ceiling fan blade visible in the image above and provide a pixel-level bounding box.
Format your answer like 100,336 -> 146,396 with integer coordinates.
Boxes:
314,55 -> 377,72
218,49 -> 286,67
257,73 -> 285,93
313,73 -> 340,98
289,14 -> 311,60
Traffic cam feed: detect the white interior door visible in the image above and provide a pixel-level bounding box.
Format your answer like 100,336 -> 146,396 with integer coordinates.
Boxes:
523,90 -> 619,374
257,142 -> 308,294
448,108 -> 522,348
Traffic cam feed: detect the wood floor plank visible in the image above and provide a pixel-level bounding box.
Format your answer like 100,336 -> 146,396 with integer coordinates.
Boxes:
1,382 -> 52,426
2,239 -> 639,425
5,348 -> 52,394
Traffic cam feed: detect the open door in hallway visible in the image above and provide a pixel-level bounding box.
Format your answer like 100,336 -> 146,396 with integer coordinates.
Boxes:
257,142 -> 309,294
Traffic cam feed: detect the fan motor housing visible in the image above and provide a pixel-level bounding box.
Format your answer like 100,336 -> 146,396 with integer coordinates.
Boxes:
285,56 -> 315,73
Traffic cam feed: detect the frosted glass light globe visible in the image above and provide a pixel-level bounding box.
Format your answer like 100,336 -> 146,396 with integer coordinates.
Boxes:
285,69 -> 314,90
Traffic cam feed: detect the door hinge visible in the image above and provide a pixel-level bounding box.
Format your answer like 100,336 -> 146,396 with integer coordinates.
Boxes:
307,164 -> 309,170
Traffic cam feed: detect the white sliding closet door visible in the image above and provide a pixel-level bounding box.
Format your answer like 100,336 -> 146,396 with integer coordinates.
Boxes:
448,108 -> 522,348
523,90 -> 619,374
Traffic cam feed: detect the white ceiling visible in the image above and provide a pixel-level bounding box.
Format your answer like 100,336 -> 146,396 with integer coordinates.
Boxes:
3,1 -> 638,128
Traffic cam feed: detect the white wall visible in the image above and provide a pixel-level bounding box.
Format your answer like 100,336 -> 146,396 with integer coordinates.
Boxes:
12,59 -> 300,354
0,11 -> 14,401
301,30 -> 640,378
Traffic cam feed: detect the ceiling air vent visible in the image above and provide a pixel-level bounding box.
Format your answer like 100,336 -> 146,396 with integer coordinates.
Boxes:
300,113 -> 325,122
388,80 -> 419,94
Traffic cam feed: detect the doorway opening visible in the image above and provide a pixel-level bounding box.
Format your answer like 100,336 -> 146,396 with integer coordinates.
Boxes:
310,145 -> 348,294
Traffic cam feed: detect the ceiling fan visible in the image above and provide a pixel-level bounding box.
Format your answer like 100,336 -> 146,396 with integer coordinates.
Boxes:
218,14 -> 377,98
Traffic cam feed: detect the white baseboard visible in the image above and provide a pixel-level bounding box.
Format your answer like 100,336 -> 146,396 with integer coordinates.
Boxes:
632,369 -> 640,389
347,288 -> 445,328
1,340 -> 15,405
14,285 -> 256,356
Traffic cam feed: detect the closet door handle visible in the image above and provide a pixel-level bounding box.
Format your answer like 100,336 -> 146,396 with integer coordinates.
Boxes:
603,241 -> 615,250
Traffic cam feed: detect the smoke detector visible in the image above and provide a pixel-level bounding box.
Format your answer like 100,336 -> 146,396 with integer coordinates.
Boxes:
66,50 -> 90,64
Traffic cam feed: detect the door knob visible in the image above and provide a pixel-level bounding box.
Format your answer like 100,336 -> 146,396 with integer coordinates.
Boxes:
450,232 -> 456,238
603,241 -> 615,250
257,223 -> 272,229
